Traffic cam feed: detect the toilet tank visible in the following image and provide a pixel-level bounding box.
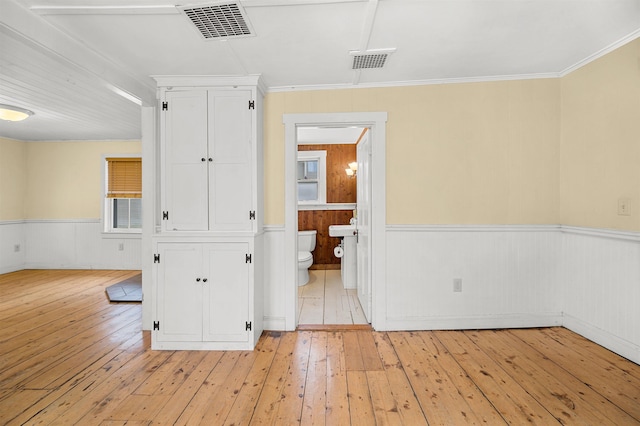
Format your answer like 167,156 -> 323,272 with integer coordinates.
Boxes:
298,230 -> 317,251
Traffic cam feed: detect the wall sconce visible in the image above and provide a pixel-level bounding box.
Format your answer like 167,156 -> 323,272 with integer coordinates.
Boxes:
0,104 -> 34,122
345,161 -> 358,178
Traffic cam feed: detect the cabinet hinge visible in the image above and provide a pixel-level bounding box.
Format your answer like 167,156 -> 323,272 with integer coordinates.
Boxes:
246,253 -> 252,264
249,210 -> 256,220
153,321 -> 160,331
245,321 -> 252,331
154,254 -> 160,263
248,100 -> 255,110
162,101 -> 168,111
162,211 -> 169,220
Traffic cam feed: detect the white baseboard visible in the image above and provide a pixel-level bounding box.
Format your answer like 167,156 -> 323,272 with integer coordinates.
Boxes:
383,313 -> 563,331
563,313 -> 640,365
22,262 -> 140,271
0,266 -> 24,274
263,316 -> 287,331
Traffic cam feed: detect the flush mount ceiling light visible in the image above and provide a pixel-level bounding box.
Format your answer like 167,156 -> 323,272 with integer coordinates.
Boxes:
0,104 -> 34,122
350,48 -> 396,70
178,2 -> 254,40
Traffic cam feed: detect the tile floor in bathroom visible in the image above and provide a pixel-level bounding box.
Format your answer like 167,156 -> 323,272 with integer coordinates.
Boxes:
298,269 -> 368,325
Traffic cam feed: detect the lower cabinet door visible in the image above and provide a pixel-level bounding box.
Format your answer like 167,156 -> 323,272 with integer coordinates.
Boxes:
154,241 -> 251,346
155,243 -> 203,342
203,242 -> 250,342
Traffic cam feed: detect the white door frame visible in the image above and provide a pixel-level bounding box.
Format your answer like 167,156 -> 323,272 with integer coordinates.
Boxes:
283,112 -> 388,331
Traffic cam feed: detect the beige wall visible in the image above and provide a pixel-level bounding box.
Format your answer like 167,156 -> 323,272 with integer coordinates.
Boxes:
560,38 -> 640,231
3,38 -> 638,229
264,79 -> 561,225
0,137 -> 27,221
25,141 -> 141,219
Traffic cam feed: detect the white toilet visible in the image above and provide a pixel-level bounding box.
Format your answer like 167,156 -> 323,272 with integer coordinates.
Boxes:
298,230 -> 317,286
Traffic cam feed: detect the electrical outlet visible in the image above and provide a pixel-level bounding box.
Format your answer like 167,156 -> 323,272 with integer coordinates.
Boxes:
14,244 -> 20,252
618,198 -> 631,216
118,243 -> 124,251
453,278 -> 462,292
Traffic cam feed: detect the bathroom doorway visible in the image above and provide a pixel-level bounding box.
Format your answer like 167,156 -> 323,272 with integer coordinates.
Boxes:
283,112 -> 387,331
296,128 -> 365,326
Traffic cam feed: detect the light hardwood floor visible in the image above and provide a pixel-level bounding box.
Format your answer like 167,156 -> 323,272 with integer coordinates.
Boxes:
298,269 -> 367,325
1,269 -> 639,425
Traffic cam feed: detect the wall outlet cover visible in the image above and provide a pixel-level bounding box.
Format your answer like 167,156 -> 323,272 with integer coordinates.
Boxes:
453,278 -> 462,292
618,198 -> 631,216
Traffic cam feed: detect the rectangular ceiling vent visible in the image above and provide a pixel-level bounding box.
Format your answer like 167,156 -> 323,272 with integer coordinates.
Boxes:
350,49 -> 396,70
179,2 -> 254,40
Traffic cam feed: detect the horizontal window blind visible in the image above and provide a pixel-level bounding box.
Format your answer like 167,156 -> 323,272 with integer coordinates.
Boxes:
106,157 -> 141,198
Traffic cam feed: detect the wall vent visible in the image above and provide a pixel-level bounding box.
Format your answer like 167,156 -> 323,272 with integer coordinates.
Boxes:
350,49 -> 396,70
179,2 -> 254,40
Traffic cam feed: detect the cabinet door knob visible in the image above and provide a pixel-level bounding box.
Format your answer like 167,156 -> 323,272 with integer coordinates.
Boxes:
208,158 -> 213,162
196,277 -> 201,282
202,278 -> 208,283
201,158 -> 206,162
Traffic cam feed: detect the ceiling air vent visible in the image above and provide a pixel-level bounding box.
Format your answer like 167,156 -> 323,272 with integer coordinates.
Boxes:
350,48 -> 396,70
179,2 -> 254,40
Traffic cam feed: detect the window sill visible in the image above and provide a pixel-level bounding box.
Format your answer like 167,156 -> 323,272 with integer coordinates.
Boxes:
101,231 -> 142,239
298,203 -> 356,211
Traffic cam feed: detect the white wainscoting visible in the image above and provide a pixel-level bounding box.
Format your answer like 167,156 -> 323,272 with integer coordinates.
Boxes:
263,225 -> 286,330
0,221 -> 26,274
4,220 -> 638,364
20,220 -> 141,270
385,225 -> 564,330
560,226 -> 640,364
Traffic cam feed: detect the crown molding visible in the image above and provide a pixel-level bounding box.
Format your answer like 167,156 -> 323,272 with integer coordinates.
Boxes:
560,28 -> 640,77
267,72 -> 560,93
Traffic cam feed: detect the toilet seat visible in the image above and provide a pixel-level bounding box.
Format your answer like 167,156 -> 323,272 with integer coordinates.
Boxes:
298,251 -> 312,263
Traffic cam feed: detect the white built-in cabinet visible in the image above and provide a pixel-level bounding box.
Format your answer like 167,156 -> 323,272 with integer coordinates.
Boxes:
150,76 -> 264,350
162,89 -> 255,232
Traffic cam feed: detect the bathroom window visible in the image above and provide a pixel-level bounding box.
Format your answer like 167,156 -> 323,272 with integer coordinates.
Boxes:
297,150 -> 326,205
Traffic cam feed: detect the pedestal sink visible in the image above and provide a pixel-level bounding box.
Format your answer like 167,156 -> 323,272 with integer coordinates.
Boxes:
328,224 -> 356,237
328,224 -> 357,289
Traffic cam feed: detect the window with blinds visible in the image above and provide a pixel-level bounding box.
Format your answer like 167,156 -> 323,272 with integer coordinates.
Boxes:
105,157 -> 142,232
106,157 -> 142,198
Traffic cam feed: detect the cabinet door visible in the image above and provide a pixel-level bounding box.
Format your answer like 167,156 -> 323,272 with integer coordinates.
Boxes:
202,243 -> 250,342
164,90 -> 209,231
208,91 -> 253,231
155,243 -> 203,342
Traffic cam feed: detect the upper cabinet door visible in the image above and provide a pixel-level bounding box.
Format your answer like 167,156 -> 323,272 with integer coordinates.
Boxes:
163,90 -> 209,231
161,85 -> 257,233
208,91 -> 253,231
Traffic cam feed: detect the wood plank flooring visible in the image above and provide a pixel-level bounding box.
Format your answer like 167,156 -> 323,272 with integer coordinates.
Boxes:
298,269 -> 367,325
1,269 -> 639,425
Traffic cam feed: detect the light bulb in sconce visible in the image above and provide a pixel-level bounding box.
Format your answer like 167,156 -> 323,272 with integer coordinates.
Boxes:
345,161 -> 358,177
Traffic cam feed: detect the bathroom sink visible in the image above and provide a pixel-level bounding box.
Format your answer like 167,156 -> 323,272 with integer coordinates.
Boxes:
329,224 -> 358,290
328,224 -> 357,237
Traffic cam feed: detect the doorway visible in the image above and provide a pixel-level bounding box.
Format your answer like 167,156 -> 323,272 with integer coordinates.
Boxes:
283,112 -> 387,331
296,130 -> 364,325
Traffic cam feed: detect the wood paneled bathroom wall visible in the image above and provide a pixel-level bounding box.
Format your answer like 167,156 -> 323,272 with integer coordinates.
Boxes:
298,144 -> 357,267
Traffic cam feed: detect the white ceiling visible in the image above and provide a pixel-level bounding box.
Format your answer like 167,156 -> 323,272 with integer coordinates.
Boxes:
1,0 -> 640,141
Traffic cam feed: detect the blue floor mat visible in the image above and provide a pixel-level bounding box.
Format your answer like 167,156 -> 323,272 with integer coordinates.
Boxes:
105,273 -> 142,302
